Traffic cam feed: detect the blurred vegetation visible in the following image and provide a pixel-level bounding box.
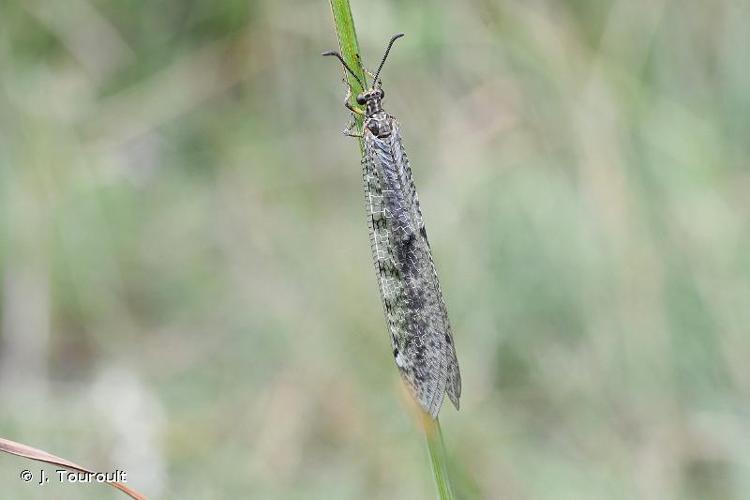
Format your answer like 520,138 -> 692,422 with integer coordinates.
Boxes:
1,0 -> 749,499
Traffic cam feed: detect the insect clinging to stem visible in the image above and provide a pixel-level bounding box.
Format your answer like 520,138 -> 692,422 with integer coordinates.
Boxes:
323,33 -> 461,418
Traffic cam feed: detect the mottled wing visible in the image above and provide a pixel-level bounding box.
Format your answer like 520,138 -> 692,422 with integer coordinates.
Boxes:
363,117 -> 461,418
390,120 -> 461,410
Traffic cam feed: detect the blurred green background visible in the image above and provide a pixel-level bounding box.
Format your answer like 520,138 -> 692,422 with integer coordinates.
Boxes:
1,0 -> 749,498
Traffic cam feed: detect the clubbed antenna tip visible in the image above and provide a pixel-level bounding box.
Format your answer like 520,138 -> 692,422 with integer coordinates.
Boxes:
373,33 -> 405,86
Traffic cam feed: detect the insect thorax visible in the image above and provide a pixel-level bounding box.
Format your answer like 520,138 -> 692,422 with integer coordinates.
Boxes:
365,111 -> 393,138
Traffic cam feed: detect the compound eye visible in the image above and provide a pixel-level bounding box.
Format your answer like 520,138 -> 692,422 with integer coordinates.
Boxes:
378,89 -> 384,99
356,94 -> 367,105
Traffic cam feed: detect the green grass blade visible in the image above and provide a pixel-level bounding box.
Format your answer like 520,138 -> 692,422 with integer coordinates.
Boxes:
423,415 -> 457,500
327,0 -> 367,139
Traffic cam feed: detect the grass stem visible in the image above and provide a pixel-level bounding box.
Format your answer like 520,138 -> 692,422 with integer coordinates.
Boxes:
422,414 -> 457,500
327,0 -> 367,140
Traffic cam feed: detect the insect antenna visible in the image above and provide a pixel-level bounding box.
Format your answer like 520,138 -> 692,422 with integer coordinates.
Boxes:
322,50 -> 365,89
373,33 -> 405,87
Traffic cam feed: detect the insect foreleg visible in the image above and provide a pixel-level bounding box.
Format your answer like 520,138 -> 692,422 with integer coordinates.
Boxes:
342,79 -> 365,116
356,53 -> 377,83
342,118 -> 363,138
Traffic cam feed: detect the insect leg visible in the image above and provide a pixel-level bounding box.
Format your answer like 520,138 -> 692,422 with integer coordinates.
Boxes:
342,118 -> 363,137
342,81 -> 365,116
340,79 -> 364,137
356,54 -> 379,86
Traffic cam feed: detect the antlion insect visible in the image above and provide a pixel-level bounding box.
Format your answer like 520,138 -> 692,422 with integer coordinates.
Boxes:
323,33 -> 461,418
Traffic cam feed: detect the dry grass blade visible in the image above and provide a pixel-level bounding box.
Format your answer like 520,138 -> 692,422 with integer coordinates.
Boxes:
0,436 -> 147,500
